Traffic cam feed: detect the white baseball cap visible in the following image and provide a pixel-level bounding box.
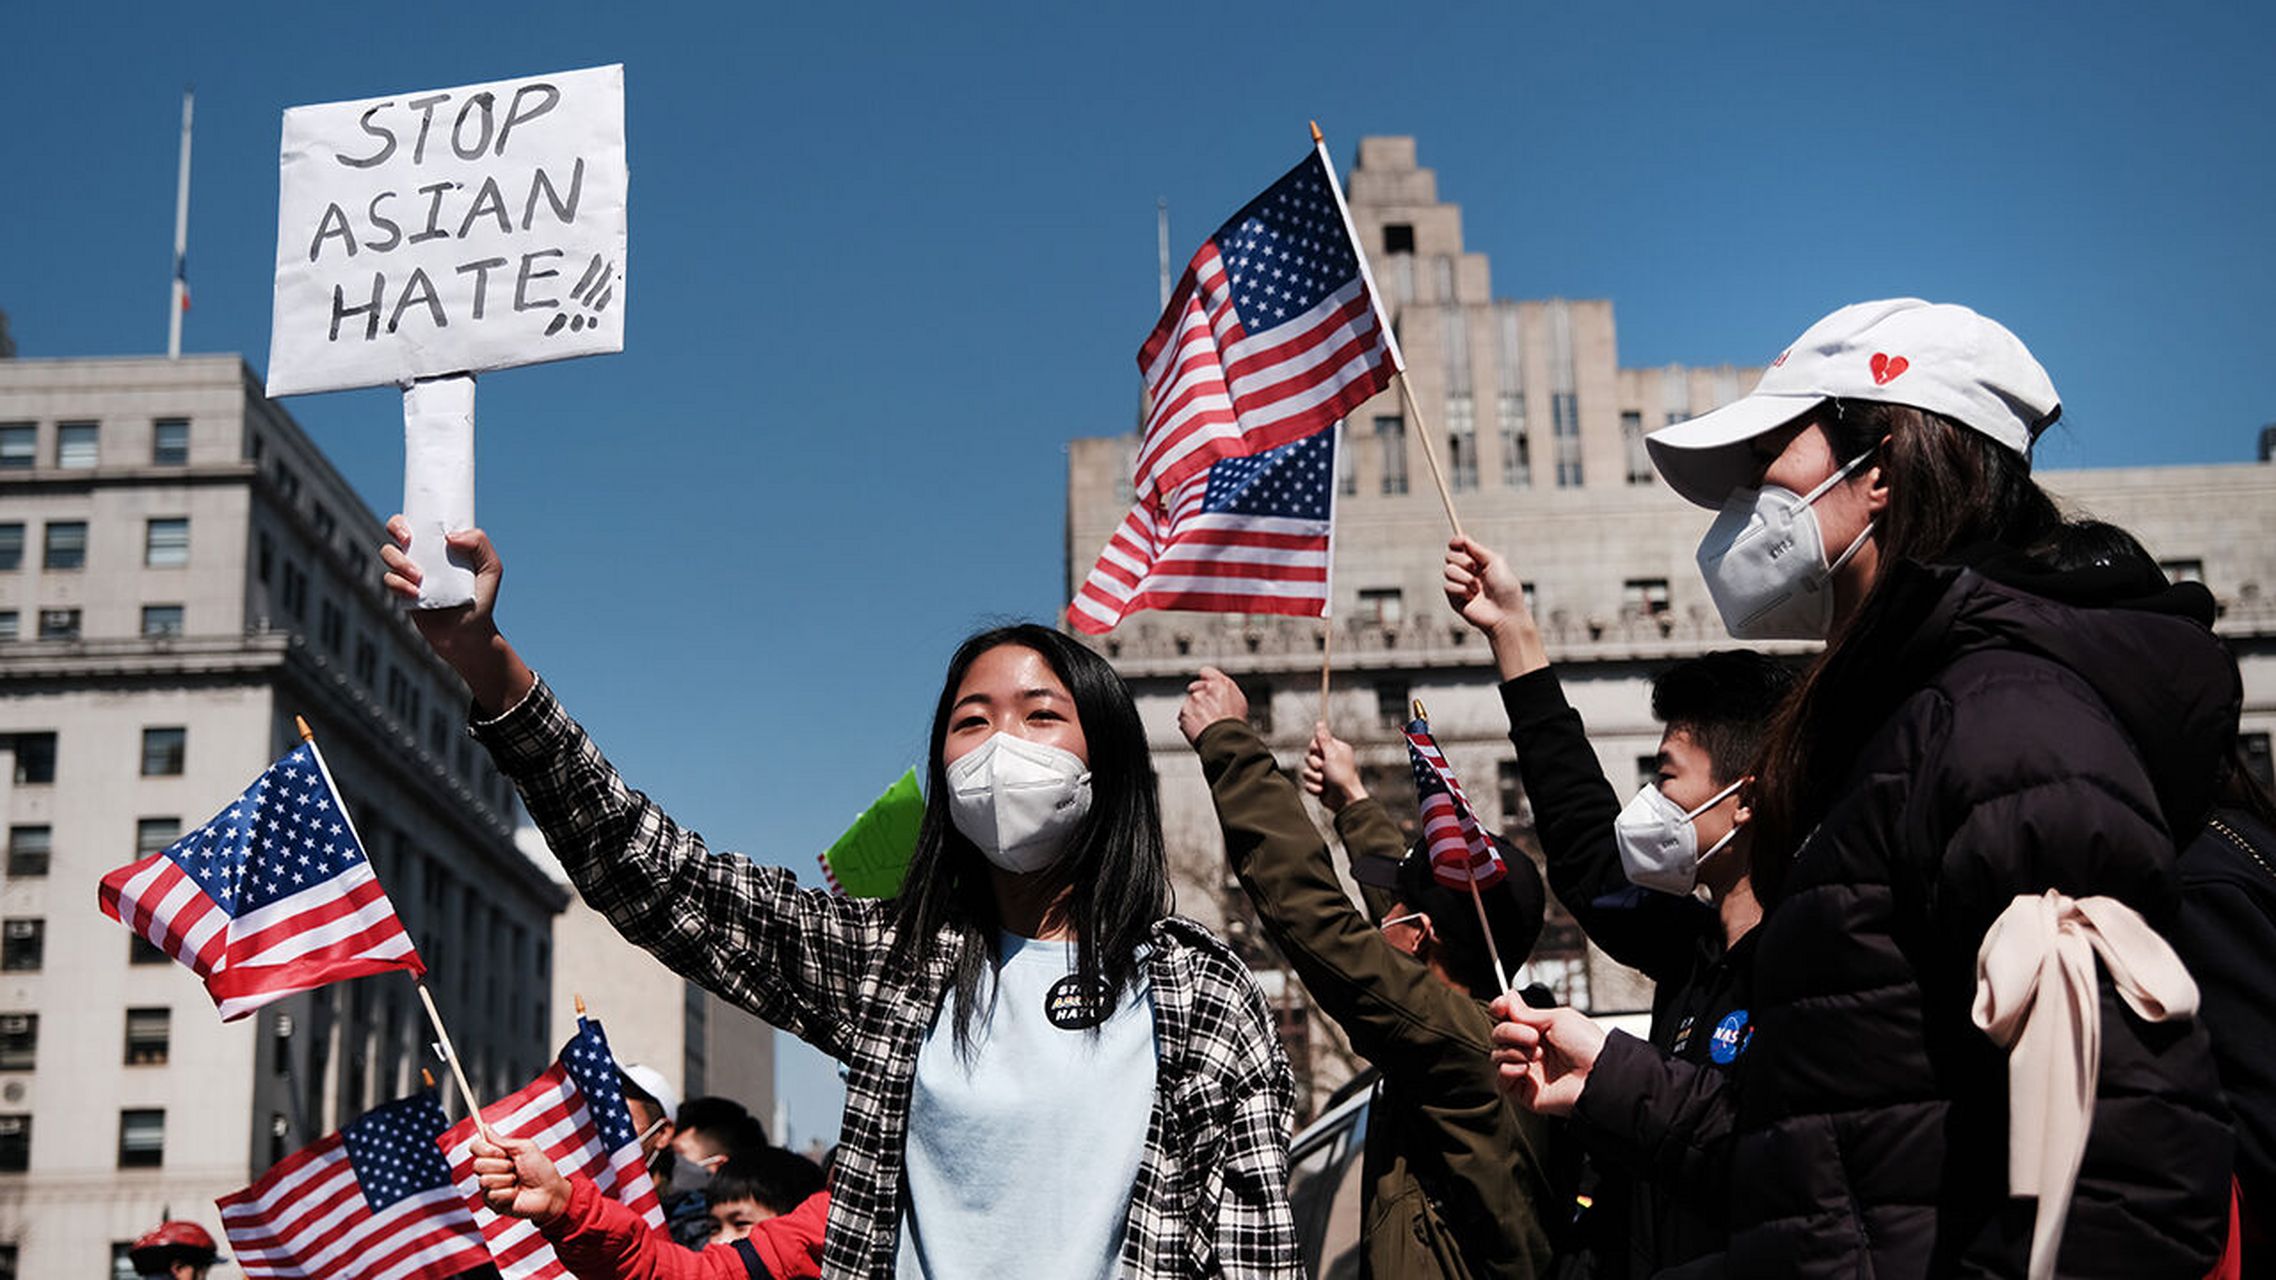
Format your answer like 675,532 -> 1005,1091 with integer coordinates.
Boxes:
620,1062 -> 680,1128
1646,298 -> 2062,508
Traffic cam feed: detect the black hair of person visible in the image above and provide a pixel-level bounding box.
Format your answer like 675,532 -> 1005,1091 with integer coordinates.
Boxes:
1391,834 -> 1545,997
887,624 -> 1173,1055
1649,650 -> 1800,785
1750,400 -> 2066,896
710,1146 -> 827,1217
675,1096 -> 766,1152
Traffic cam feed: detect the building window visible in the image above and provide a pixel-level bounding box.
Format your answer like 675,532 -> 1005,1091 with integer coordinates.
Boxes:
0,1015 -> 28,1071
428,710 -> 451,755
0,523 -> 20,571
0,425 -> 31,470
1636,754 -> 1662,791
355,637 -> 377,686
5,827 -> 48,878
318,600 -> 344,654
1382,223 -> 1415,255
1447,395 -> 1478,492
0,1242 -> 14,1279
0,1116 -> 27,1172
142,605 -> 184,637
1622,410 -> 1652,485
9,734 -> 55,785
144,518 -> 189,568
1,920 -> 42,972
36,609 -> 79,641
124,1008 -> 170,1066
1358,588 -> 1404,627
117,1109 -> 164,1168
280,562 -> 307,620
387,668 -> 412,718
152,418 -> 190,466
42,521 -> 87,571
129,936 -> 169,966
1497,761 -> 1531,839
1552,393 -> 1583,488
1375,679 -> 1411,731
137,818 -> 180,857
1376,416 -> 1408,496
141,727 -> 187,777
2161,559 -> 2205,584
2242,731 -> 2273,792
56,422 -> 98,469
257,531 -> 273,584
1336,425 -> 1355,496
1238,678 -> 1274,738
0,613 -> 15,643
1623,578 -> 1672,618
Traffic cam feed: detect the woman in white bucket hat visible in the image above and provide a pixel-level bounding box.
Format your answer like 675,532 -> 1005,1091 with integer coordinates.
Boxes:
1489,299 -> 2237,1279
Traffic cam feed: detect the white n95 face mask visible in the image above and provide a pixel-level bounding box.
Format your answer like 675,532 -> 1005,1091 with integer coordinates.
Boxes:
1696,450 -> 1877,640
1613,777 -> 1745,896
945,733 -> 1093,874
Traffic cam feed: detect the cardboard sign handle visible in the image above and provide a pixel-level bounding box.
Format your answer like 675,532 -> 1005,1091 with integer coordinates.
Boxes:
402,375 -> 479,610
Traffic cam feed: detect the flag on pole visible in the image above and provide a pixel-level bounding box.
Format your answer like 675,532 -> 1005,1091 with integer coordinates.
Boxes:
1071,423 -> 1337,633
97,740 -> 422,1020
1130,144 -> 1400,503
176,251 -> 192,313
439,1017 -> 664,1280
1405,714 -> 1506,890
217,1089 -> 491,1280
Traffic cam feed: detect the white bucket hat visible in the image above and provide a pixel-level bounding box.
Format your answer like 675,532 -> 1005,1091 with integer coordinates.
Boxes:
1646,298 -> 2062,508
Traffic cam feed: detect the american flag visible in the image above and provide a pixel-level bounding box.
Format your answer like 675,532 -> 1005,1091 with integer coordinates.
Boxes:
97,740 -> 423,1021
439,1017 -> 664,1280
1130,144 -> 1400,503
1406,715 -> 1506,890
1071,423 -> 1336,633
218,1090 -> 492,1280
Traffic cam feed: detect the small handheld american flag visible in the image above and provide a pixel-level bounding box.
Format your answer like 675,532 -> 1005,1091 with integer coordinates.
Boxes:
97,738 -> 423,1020
439,1017 -> 664,1280
1131,141 -> 1400,504
1072,423 -> 1337,633
1405,710 -> 1506,891
219,1089 -> 491,1280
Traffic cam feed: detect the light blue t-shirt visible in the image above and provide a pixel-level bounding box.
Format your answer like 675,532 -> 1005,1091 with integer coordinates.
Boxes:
895,933 -> 1158,1279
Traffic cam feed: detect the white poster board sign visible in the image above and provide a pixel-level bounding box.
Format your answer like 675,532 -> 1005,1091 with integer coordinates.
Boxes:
266,64 -> 627,397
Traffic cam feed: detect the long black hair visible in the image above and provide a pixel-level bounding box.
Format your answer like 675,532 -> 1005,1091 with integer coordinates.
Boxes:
886,624 -> 1172,1051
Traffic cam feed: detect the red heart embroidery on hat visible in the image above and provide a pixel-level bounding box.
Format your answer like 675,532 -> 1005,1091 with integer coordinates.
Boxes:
1871,353 -> 1909,385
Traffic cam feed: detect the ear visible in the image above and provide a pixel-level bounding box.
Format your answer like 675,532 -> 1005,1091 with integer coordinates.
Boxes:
1732,776 -> 1756,828
1862,435 -> 1893,518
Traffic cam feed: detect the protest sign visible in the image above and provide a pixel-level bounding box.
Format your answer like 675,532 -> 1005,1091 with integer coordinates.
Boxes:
266,63 -> 627,397
821,770 -> 925,899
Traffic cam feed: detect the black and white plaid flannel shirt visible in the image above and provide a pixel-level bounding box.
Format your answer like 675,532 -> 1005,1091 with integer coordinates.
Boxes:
473,678 -> 1301,1279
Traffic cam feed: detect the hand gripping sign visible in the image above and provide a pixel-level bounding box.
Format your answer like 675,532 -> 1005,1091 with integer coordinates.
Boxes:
266,64 -> 627,606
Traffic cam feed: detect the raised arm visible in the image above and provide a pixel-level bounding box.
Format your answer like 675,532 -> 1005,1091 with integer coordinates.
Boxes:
382,520 -> 885,1058
1446,536 -> 1710,980
1180,670 -> 1497,1065
1300,723 -> 1402,921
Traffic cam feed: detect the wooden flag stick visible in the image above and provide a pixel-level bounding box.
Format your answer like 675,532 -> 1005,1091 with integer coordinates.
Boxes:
1318,622 -> 1334,731
1396,373 -> 1466,539
416,980 -> 493,1142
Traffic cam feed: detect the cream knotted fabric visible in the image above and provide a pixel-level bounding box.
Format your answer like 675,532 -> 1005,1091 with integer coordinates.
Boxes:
1972,889 -> 2200,1280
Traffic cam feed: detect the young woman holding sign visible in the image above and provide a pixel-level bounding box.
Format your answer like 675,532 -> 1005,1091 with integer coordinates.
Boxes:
380,519 -> 1298,1280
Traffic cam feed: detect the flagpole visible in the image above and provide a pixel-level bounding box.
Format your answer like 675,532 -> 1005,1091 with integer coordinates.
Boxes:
1318,417 -> 1341,730
168,86 -> 193,359
1396,373 -> 1467,540
1411,702 -> 1508,992
293,715 -> 492,1140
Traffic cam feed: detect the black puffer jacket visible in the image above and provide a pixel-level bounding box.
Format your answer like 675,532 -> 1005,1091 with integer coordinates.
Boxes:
1577,553 -> 2239,1279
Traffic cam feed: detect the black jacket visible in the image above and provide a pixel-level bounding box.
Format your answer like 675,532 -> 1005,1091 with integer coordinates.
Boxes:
1576,556 -> 2238,1279
1503,669 -> 1756,1277
2174,805 -> 2276,1262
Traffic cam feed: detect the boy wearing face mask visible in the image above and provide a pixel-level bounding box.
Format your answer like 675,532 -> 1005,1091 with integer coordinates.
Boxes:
1442,535 -> 1794,1279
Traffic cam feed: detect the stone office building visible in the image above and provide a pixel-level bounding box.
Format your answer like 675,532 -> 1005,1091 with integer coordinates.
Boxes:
0,353 -> 569,1278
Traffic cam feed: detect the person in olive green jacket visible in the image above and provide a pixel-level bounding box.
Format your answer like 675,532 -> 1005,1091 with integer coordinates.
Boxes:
1179,668 -> 1565,1280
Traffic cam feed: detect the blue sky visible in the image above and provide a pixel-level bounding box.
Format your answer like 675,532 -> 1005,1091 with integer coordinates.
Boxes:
9,1 -> 2271,1146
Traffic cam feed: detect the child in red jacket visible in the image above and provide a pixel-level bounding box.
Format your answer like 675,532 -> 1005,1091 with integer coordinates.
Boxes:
472,1135 -> 826,1280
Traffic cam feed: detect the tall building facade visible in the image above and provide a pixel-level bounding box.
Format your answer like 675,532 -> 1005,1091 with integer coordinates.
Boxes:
1067,137 -> 2276,1113
0,354 -> 569,1278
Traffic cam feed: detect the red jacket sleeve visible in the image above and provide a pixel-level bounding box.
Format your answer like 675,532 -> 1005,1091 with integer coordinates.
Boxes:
538,1176 -> 752,1280
741,1191 -> 829,1280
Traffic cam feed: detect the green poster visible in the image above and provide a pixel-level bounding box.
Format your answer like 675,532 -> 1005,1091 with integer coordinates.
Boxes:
820,768 -> 924,898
